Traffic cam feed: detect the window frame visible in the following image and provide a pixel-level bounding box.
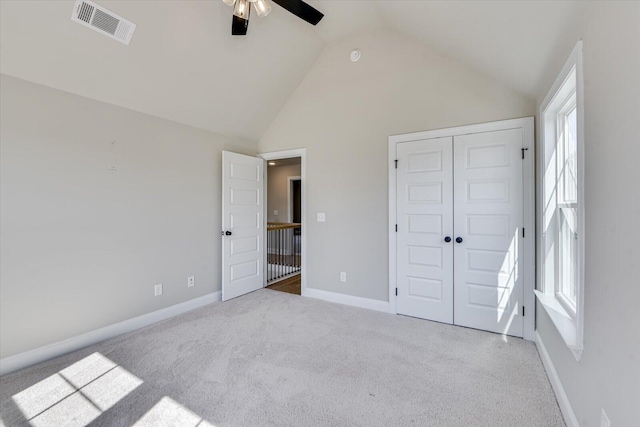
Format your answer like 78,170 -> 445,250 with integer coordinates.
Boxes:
535,41 -> 585,361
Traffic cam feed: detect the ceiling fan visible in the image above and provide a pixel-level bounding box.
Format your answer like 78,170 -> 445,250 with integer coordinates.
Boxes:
221,0 -> 324,36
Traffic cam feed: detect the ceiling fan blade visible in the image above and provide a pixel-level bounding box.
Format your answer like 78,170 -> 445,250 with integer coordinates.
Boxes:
272,0 -> 324,26
232,15 -> 249,35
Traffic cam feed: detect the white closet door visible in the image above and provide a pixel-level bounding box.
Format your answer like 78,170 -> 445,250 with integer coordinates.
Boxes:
452,129 -> 524,336
396,137 -> 454,323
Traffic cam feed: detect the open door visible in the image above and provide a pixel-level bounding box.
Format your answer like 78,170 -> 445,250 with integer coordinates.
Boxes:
222,151 -> 265,301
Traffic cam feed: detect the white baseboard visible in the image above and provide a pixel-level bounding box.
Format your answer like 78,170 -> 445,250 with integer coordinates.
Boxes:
535,331 -> 579,427
304,288 -> 390,313
0,291 -> 221,376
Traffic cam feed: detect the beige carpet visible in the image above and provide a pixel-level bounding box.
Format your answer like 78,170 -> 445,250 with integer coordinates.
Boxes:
0,289 -> 564,426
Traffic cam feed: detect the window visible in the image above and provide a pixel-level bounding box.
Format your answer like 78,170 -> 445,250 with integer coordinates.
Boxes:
557,99 -> 578,313
536,41 -> 584,361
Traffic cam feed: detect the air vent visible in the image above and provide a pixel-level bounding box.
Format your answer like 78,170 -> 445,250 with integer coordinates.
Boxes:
71,0 -> 136,45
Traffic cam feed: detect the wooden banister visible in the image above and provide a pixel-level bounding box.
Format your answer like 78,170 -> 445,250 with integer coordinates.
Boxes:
267,222 -> 301,231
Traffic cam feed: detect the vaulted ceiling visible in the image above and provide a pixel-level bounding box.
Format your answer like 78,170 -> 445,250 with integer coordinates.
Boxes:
0,1 -> 585,141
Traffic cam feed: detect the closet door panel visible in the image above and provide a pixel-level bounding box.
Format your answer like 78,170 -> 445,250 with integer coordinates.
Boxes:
396,137 -> 454,323
453,129 -> 524,337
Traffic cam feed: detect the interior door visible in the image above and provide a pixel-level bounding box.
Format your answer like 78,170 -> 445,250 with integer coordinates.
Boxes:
222,151 -> 265,301
453,129 -> 524,336
396,137 -> 454,323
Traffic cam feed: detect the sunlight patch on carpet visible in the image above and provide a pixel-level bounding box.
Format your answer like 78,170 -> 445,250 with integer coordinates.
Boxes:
133,396 -> 215,427
12,353 -> 142,427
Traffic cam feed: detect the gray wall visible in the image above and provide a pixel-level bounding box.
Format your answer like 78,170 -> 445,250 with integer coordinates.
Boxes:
258,29 -> 534,302
267,163 -> 301,223
533,2 -> 640,425
0,75 -> 256,358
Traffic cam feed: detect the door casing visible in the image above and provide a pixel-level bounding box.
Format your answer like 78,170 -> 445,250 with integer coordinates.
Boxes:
388,118 -> 536,341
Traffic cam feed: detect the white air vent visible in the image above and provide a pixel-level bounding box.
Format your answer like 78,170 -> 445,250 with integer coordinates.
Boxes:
71,0 -> 136,45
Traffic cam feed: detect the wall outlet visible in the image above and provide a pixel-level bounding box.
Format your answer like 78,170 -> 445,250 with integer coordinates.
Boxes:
274,210 -> 278,216
340,272 -> 347,282
317,213 -> 326,222
187,276 -> 195,288
600,409 -> 610,427
154,283 -> 163,296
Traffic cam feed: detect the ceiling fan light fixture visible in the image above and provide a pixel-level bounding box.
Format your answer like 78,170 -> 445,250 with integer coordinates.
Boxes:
222,0 -> 236,6
253,0 -> 272,17
228,0 -> 323,36
233,0 -> 250,19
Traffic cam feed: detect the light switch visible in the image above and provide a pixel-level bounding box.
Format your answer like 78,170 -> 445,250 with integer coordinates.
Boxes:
274,210 -> 278,216
317,213 -> 326,222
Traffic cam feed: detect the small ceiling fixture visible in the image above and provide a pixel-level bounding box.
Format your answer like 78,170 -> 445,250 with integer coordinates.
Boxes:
268,162 -> 276,166
350,49 -> 361,62
221,0 -> 324,36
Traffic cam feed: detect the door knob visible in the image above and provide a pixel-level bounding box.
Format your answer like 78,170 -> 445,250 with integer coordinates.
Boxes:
456,237 -> 463,243
444,236 -> 452,243
225,231 -> 232,236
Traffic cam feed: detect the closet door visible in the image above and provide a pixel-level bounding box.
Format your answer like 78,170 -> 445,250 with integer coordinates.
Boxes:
452,129 -> 524,336
396,137 -> 454,323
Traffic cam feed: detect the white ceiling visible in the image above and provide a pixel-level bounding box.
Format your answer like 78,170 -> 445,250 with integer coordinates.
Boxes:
0,1 -> 585,141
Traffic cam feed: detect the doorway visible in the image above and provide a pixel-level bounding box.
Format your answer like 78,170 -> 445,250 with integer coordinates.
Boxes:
289,177 -> 302,224
260,149 -> 306,296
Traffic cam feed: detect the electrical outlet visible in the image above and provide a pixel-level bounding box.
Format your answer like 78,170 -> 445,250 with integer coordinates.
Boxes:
187,276 -> 195,288
154,283 -> 163,296
317,213 -> 326,222
600,409 -> 610,427
340,272 -> 347,282
274,210 -> 278,216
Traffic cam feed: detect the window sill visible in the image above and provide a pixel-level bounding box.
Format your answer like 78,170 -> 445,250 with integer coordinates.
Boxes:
534,290 -> 583,361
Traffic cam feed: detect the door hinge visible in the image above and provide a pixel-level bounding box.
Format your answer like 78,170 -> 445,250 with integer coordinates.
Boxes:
395,224 -> 398,232
522,227 -> 525,238
395,288 -> 398,296
394,159 -> 398,169
522,306 -> 525,316
521,147 -> 529,159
